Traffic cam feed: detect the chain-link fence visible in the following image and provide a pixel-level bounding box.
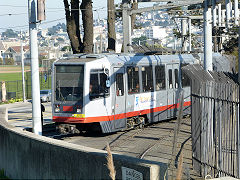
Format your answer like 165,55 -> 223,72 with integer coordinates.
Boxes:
1,70 -> 52,102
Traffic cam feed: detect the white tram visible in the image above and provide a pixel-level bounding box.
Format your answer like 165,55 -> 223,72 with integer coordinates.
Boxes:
51,53 -> 224,133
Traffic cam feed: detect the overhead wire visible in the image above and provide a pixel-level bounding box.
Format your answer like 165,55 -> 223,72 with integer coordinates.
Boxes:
0,13 -> 27,17
0,17 -> 66,31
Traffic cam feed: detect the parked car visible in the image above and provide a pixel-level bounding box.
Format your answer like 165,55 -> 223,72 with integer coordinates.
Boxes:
40,89 -> 51,102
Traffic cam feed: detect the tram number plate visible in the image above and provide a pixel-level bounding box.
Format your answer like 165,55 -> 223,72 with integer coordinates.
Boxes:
122,167 -> 143,180
72,114 -> 85,118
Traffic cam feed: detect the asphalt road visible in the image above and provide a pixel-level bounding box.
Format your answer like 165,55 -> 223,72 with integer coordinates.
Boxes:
0,101 -> 52,128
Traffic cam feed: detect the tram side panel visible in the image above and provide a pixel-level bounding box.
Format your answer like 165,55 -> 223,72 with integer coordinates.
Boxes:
84,62 -> 115,133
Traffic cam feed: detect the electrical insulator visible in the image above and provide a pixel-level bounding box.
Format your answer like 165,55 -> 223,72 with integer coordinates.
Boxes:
37,0 -> 46,21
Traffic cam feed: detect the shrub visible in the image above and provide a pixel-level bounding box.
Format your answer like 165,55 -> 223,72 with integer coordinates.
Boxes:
0,169 -> 9,179
5,58 -> 15,65
0,58 -> 3,65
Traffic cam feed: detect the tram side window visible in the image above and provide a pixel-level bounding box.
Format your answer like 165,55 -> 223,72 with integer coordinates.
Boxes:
89,70 -> 109,100
116,73 -> 124,96
174,69 -> 179,88
181,64 -> 190,87
127,67 -> 140,94
168,69 -> 173,89
142,66 -> 154,92
155,65 -> 166,91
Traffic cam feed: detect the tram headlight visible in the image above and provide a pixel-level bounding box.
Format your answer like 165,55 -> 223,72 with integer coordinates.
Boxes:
76,105 -> 82,113
55,104 -> 60,112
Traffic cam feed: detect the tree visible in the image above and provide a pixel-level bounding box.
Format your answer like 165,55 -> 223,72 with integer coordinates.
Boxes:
80,0 -> 94,53
2,29 -> 18,38
63,0 -> 93,53
39,55 -> 47,67
61,46 -> 72,52
48,23 -> 67,35
63,0 -> 83,53
132,36 -> 147,46
107,0 -> 116,51
5,58 -> 15,65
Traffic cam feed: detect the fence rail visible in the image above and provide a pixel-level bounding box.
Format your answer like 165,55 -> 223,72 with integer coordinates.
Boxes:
183,64 -> 240,178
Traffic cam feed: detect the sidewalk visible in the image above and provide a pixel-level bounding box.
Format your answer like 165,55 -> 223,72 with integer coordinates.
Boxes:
0,101 -> 52,129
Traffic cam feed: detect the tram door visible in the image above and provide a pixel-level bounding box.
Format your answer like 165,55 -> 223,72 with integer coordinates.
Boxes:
166,64 -> 179,118
113,67 -> 126,129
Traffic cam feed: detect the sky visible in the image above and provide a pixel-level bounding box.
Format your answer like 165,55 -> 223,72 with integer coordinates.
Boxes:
0,0 -> 123,32
0,0 -> 155,33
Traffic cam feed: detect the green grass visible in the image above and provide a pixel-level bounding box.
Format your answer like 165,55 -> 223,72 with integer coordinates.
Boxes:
0,72 -> 25,81
0,71 -> 52,100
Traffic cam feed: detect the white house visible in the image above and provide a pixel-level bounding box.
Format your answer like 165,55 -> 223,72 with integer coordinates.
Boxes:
0,41 -> 6,60
3,45 -> 30,65
144,26 -> 168,40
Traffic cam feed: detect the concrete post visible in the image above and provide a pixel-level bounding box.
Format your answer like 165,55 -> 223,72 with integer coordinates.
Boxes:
1,81 -> 6,102
21,40 -> 27,103
212,0 -> 217,27
218,3 -> 222,26
174,37 -> 177,50
122,2 -> 131,53
225,0 -> 231,28
222,9 -> 226,27
0,107 -> 8,122
234,0 -> 239,26
204,0 -> 213,71
28,0 -> 42,135
188,18 -> 192,52
181,18 -> 187,52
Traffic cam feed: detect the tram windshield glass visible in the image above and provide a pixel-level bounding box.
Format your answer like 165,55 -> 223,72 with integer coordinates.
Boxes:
55,65 -> 84,102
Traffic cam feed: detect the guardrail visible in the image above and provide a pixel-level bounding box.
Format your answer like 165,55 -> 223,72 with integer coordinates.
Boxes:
0,107 -> 167,179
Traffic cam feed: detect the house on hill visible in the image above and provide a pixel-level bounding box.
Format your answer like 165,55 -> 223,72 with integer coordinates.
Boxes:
0,41 -> 6,60
4,46 -> 30,65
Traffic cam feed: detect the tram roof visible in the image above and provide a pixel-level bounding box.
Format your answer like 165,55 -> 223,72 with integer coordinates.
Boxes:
55,53 -> 197,65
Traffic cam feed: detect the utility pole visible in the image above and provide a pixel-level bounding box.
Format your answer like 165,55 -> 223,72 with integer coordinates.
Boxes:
28,0 -> 42,135
234,0 -> 239,26
188,18 -> 191,52
181,18 -> 187,52
204,0 -> 213,71
212,0 -> 218,52
20,32 -> 26,103
218,3 -> 221,26
225,0 -> 231,28
107,0 -> 116,51
122,1 -> 131,53
212,0 -> 217,27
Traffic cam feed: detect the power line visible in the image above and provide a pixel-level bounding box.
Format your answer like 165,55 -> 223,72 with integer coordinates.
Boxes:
0,4 -> 109,12
41,18 -> 65,25
0,5 -> 26,8
0,24 -> 29,30
0,17 -> 66,30
0,10 -> 73,17
0,13 -> 27,17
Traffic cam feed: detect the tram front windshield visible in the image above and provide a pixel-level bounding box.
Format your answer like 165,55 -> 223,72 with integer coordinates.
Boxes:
55,65 -> 84,102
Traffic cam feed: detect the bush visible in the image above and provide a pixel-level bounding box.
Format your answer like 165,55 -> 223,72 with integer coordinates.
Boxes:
0,58 -> 3,65
5,58 -> 15,65
0,169 -> 9,179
